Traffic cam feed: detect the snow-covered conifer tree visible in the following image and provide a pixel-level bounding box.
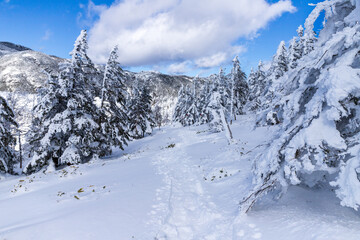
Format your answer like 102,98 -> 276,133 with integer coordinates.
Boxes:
25,30 -> 104,174
207,77 -> 233,141
288,37 -> 301,69
198,82 -> 211,124
272,41 -> 289,79
207,84 -> 225,132
303,30 -> 317,55
184,84 -> 199,126
247,61 -> 268,112
173,85 -> 186,124
0,96 -> 18,173
230,57 -> 248,118
128,80 -> 154,138
153,106 -> 163,129
241,0 -> 360,212
99,46 -> 129,152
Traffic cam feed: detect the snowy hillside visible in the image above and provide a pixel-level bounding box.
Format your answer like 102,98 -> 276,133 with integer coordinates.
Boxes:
0,47 -> 192,130
0,42 -> 31,57
0,50 -> 63,93
0,117 -> 359,240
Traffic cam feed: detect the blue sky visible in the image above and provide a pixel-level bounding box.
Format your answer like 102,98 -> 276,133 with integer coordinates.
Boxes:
0,0 -> 324,76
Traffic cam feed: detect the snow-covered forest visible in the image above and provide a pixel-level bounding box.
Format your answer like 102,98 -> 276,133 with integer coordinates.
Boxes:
0,0 -> 360,239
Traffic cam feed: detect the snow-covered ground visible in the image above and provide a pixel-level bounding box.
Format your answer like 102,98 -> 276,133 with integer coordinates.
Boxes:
0,115 -> 359,239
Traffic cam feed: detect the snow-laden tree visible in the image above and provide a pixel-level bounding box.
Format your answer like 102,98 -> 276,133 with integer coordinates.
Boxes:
0,96 -> 18,173
198,82 -> 211,125
257,41 -> 291,112
303,30 -> 317,56
246,61 -> 271,113
173,85 -> 185,124
70,30 -> 101,95
230,57 -> 248,118
153,106 -> 163,129
241,0 -> 360,212
247,68 -> 263,112
184,85 -> 199,126
288,25 -> 306,69
288,37 -> 299,69
128,80 -> 154,138
272,41 -> 289,79
247,68 -> 257,100
207,76 -> 233,141
173,84 -> 199,126
99,46 -> 129,152
24,30 -> 104,174
207,85 -> 226,132
297,24 -> 304,38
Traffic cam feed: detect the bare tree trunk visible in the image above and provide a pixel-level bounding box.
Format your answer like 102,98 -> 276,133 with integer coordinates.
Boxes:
225,120 -> 233,140
219,107 -> 233,143
18,130 -> 22,169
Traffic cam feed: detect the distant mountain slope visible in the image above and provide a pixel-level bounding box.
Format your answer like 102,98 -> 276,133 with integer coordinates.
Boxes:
0,43 -> 193,134
0,42 -> 31,57
0,43 -> 192,98
0,50 -> 64,93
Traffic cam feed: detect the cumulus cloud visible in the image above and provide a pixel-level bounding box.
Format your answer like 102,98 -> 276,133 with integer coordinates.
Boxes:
88,0 -> 295,68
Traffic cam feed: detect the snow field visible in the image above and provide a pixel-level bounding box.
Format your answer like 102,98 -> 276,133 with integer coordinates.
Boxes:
0,115 -> 359,239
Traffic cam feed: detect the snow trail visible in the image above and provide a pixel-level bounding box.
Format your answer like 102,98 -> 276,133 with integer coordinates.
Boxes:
150,127 -> 234,239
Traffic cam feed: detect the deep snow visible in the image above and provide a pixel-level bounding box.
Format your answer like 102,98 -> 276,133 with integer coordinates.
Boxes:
0,115 -> 359,240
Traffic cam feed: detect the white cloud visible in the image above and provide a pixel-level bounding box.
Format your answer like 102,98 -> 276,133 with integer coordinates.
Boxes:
88,0 -> 295,69
167,61 -> 191,74
77,0 -> 107,27
42,30 -> 52,41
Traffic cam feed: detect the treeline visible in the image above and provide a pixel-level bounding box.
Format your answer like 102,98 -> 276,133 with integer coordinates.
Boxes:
0,30 -> 157,175
172,23 -> 316,132
173,57 -> 248,137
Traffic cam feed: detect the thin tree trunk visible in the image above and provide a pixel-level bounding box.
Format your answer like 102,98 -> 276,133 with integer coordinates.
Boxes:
18,130 -> 22,169
220,107 -> 233,143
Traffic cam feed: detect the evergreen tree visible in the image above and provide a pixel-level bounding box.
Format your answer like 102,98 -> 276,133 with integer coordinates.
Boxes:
153,106 -> 163,129
198,82 -> 211,125
294,25 -> 305,61
231,57 -> 248,117
297,24 -> 304,38
128,81 -> 154,138
99,46 -> 129,152
184,85 -> 199,126
247,68 -> 257,102
24,30 -> 104,174
207,78 -> 233,142
218,68 -> 230,119
288,37 -> 300,69
173,85 -> 198,126
272,41 -> 289,79
207,84 -> 224,132
0,96 -> 18,173
303,30 -> 317,55
241,0 -> 360,212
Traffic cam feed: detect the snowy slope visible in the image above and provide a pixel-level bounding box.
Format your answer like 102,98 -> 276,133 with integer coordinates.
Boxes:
0,42 -> 31,57
0,45 -> 192,132
0,116 -> 359,240
0,50 -> 63,93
